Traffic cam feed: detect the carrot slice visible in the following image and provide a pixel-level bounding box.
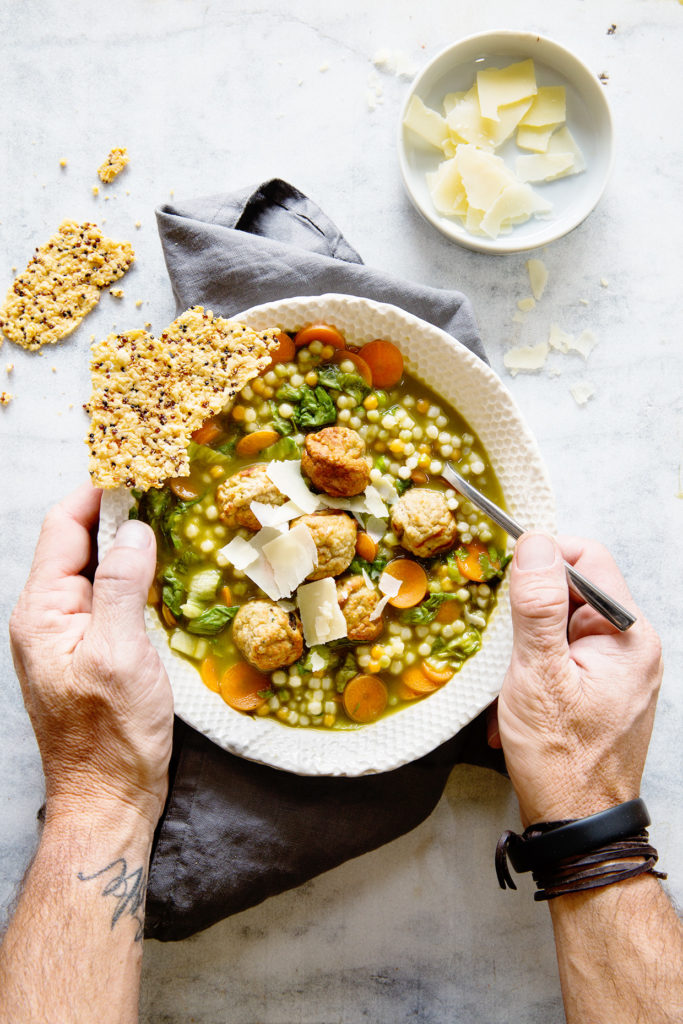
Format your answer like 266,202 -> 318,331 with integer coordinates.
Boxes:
400,666 -> 440,695
410,469 -> 429,486
235,429 -> 280,457
435,599 -> 462,624
269,332 -> 296,365
355,531 -> 378,562
421,659 -> 454,685
219,662 -> 270,712
359,339 -> 404,388
342,674 -> 388,724
168,476 -> 202,501
200,655 -> 221,694
456,540 -> 498,583
148,581 -> 161,606
395,679 -> 422,702
219,585 -> 232,606
328,349 -> 373,387
191,417 -> 223,446
161,604 -> 177,628
383,559 -> 429,608
294,323 -> 346,350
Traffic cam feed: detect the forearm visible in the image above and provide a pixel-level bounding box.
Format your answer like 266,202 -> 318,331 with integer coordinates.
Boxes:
0,798 -> 154,1024
549,874 -> 683,1024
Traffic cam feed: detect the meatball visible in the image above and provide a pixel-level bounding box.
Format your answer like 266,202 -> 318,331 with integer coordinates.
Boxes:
216,464 -> 286,531
232,599 -> 303,672
294,512 -> 357,581
301,426 -> 370,497
336,575 -> 384,643
390,487 -> 458,558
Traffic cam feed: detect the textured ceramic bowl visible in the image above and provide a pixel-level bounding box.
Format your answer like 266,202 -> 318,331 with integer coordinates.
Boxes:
398,31 -> 614,254
99,294 -> 556,776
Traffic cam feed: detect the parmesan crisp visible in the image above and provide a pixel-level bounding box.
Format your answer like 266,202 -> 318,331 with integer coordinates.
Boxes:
98,147 -> 129,183
0,221 -> 134,351
85,306 -> 278,491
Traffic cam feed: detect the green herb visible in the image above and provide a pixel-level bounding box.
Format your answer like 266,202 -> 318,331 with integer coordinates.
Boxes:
187,605 -> 239,636
400,592 -> 458,625
395,478 -> 414,497
187,441 -> 228,467
133,488 -> 201,552
349,554 -> 388,581
335,651 -> 358,693
160,566 -> 186,617
216,438 -> 238,458
316,364 -> 371,405
375,455 -> 389,473
430,627 -> 482,662
291,386 -> 337,429
446,551 -> 466,584
257,689 -> 274,700
478,548 -> 512,581
275,384 -> 305,402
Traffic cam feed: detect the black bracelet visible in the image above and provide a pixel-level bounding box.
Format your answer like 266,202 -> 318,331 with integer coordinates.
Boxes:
495,799 -> 666,896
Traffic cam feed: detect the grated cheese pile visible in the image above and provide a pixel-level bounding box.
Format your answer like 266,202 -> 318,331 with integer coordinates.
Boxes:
85,306 -> 279,490
0,221 -> 134,351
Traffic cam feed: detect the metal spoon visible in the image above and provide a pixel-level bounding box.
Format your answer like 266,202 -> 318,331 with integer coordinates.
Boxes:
443,464 -> 636,632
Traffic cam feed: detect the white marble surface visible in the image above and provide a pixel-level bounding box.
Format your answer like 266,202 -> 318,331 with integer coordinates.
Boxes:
1,1 -> 681,1021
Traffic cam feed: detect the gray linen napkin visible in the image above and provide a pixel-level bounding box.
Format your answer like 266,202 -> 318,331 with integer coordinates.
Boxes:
144,179 -> 504,942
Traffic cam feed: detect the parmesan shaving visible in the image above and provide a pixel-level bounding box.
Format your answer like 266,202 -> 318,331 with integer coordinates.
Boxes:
526,258 -> 549,301
216,536 -> 259,571
297,578 -> 347,646
265,460 -> 321,513
262,523 -> 318,597
378,572 -> 402,598
503,341 -> 550,376
570,382 -> 595,406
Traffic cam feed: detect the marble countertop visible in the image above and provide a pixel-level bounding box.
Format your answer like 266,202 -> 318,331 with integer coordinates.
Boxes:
1,1 -> 681,1021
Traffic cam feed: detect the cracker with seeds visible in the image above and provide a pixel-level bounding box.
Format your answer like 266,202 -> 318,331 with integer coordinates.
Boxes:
0,221 -> 134,351
98,147 -> 129,183
85,306 -> 278,490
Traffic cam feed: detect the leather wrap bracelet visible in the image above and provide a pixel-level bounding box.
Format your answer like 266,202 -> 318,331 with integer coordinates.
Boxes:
496,799 -> 667,901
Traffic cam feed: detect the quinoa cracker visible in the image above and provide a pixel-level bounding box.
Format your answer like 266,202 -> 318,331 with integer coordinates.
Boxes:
0,221 -> 134,351
85,306 -> 279,491
98,147 -> 129,183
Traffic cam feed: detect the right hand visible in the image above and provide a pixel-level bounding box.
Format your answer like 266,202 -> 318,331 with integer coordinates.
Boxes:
493,534 -> 663,827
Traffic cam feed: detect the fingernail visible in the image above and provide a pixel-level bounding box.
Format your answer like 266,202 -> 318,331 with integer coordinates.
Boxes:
516,534 -> 556,571
113,520 -> 152,550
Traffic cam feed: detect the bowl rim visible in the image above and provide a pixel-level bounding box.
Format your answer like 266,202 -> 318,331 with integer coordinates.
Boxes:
397,29 -> 615,255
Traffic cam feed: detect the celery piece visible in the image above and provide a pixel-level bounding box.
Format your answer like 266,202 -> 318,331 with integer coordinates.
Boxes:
187,568 -> 221,602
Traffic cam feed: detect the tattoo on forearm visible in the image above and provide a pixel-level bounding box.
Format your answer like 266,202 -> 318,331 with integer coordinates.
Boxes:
77,859 -> 146,941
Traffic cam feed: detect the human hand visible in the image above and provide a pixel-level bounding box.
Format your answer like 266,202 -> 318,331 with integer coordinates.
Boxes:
9,484 -> 174,832
490,534 -> 662,826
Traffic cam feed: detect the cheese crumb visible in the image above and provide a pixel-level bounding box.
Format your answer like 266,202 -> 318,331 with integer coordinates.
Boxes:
503,341 -> 549,376
526,258 -> 548,300
600,278 -> 609,288
372,48 -> 417,79
110,288 -> 124,299
570,382 -> 595,406
92,186 -> 99,196
6,363 -> 13,373
135,299 -> 143,308
517,297 -> 536,312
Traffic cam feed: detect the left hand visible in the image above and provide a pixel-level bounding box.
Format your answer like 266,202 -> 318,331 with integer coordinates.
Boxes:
9,484 -> 174,830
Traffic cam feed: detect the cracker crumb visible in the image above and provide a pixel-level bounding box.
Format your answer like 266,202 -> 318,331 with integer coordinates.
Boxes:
92,186 -> 99,196
110,288 -> 124,298
135,221 -> 141,229
0,391 -> 13,406
51,366 -> 57,373
126,190 -> 130,196
0,220 -> 134,351
600,278 -> 609,287
85,306 -> 279,490
60,159 -> 67,168
6,363 -> 13,373
135,300 -> 143,308
98,147 -> 129,184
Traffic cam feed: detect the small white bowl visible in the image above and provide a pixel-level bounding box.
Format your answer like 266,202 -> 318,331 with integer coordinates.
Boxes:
398,31 -> 614,254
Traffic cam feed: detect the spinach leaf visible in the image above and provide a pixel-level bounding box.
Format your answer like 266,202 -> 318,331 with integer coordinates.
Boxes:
478,548 -> 513,582
430,627 -> 482,662
161,566 -> 186,617
446,551 -> 466,585
257,689 -> 274,700
269,403 -> 295,437
400,592 -> 458,625
349,554 -> 388,581
316,364 -> 371,405
134,488 -> 200,552
187,605 -> 239,636
395,477 -> 414,497
335,651 -> 358,693
292,386 -> 337,429
275,384 -> 305,402
262,435 -> 300,460
216,438 -> 238,458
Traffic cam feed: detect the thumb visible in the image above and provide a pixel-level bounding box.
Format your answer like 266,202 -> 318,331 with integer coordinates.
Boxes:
510,533 -> 569,668
90,520 -> 157,638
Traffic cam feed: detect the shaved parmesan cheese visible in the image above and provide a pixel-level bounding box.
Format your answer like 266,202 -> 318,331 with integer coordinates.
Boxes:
526,258 -> 548,301
265,460 -> 321,514
570,382 -> 595,406
517,297 -> 536,312
480,182 -> 552,238
278,600 -> 296,611
249,499 -> 304,529
378,572 -> 402,598
297,578 -> 347,646
238,527 -> 283,601
365,515 -> 387,544
309,649 -> 327,673
515,152 -> 575,183
476,59 -> 537,120
403,95 -> 449,149
370,595 -> 391,620
216,536 -> 258,570
455,144 -> 515,211
372,478 -> 398,507
446,88 -> 497,150
548,323 -> 574,353
568,330 -> 597,359
546,126 -> 586,178
262,523 -> 318,598
426,159 -> 468,217
519,86 -> 566,128
503,341 -> 549,376
361,568 -> 375,591
516,123 -> 557,152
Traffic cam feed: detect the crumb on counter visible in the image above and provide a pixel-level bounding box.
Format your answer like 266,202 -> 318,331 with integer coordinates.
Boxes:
6,363 -> 14,373
0,391 -> 13,406
92,186 -> 99,196
517,297 -> 536,313
110,288 -> 124,298
570,382 -> 595,406
59,159 -> 67,168
135,221 -> 141,229
135,299 -> 143,307
98,147 -> 129,183
600,278 -> 609,287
